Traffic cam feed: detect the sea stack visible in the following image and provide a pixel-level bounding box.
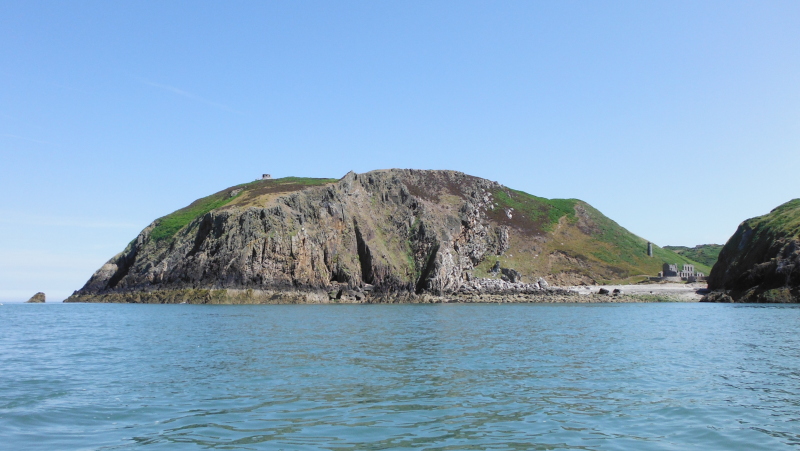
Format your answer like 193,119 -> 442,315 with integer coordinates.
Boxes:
26,292 -> 46,303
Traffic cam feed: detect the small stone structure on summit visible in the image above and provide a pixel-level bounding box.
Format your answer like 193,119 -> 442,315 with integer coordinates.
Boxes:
656,263 -> 705,282
262,174 -> 272,180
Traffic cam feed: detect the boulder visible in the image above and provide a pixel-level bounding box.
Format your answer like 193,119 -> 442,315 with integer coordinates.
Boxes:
612,289 -> 622,295
537,277 -> 549,289
500,268 -> 521,283
700,291 -> 734,303
339,290 -> 365,301
598,288 -> 610,295
26,292 -> 45,303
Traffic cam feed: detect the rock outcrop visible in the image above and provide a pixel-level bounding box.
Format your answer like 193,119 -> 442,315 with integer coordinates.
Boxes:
66,169 -> 696,304
26,292 -> 45,303
704,199 -> 800,303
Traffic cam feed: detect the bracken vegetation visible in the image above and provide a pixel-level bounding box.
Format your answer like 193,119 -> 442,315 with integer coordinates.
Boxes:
476,186 -> 710,283
490,187 -> 578,232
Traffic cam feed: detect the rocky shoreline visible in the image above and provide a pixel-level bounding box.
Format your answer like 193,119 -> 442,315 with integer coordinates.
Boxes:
64,279 -> 694,304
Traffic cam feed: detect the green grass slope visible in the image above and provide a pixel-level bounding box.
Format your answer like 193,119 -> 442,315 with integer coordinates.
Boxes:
663,244 -> 723,268
149,177 -> 338,243
745,198 -> 800,238
477,186 -> 710,283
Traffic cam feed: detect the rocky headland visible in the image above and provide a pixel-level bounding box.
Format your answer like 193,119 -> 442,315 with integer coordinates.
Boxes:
703,199 -> 800,303
66,169 -> 705,304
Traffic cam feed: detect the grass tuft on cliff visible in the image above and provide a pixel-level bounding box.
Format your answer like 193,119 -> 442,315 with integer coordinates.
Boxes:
749,199 -> 800,239
150,176 -> 338,243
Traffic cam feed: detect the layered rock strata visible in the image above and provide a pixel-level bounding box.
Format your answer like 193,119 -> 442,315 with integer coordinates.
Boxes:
67,169 -> 691,304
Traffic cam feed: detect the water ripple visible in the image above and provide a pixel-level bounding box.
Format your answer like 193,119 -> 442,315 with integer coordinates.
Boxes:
1,303 -> 799,449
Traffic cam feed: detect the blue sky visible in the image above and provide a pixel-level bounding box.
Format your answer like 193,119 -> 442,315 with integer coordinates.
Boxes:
1,1 -> 798,302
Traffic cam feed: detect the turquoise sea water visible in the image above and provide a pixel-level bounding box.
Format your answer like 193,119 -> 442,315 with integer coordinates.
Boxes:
1,303 -> 799,450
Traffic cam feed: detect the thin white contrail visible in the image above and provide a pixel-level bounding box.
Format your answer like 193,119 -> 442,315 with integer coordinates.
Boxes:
141,80 -> 244,114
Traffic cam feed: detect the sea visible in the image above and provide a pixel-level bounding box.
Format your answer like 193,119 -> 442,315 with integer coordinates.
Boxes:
1,302 -> 799,450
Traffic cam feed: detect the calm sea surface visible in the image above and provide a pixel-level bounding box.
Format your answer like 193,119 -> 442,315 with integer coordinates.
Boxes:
1,303 -> 799,450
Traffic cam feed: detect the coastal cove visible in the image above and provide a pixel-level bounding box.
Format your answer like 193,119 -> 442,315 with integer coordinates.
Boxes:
3,302 -> 799,450
4,4 -> 800,451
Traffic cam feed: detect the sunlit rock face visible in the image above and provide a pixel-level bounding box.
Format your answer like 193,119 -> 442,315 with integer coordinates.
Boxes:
67,169 -> 679,303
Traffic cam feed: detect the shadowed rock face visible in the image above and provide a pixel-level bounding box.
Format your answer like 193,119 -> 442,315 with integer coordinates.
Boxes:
706,199 -> 800,303
66,169 -> 684,303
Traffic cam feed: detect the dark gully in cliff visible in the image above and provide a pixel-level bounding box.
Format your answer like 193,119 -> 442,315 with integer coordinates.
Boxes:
67,169 -> 693,304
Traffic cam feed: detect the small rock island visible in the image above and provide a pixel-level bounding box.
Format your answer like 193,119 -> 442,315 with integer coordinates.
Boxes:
26,292 -> 46,303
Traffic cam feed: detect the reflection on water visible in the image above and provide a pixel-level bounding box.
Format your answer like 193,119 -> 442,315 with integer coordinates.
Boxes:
1,303 -> 799,450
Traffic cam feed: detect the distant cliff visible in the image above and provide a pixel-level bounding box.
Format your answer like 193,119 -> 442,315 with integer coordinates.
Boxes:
705,199 -> 800,303
66,169 -> 702,304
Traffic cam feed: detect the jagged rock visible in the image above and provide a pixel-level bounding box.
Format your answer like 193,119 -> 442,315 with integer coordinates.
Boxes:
537,277 -> 549,289
500,267 -> 521,283
496,226 -> 509,255
341,290 -> 364,301
26,292 -> 45,303
491,261 -> 501,273
460,277 -> 541,295
700,291 -> 734,303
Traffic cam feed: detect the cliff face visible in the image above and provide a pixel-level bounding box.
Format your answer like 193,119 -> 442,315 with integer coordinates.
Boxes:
706,199 -> 800,303
67,169 -> 694,303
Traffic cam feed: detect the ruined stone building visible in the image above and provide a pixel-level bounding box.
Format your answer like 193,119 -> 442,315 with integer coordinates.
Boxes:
658,263 -> 704,281
262,174 -> 272,180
